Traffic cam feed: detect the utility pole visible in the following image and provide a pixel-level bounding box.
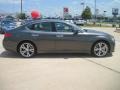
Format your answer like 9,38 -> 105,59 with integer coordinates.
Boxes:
81,0 -> 85,12
21,0 -> 23,14
104,11 -> 107,17
81,2 -> 85,12
104,11 -> 107,21
94,0 -> 96,23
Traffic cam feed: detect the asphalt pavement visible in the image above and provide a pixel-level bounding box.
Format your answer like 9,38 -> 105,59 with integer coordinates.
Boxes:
0,27 -> 120,90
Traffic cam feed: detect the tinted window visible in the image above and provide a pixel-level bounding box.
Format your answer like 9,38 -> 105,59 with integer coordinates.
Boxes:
28,22 -> 52,32
55,22 -> 73,32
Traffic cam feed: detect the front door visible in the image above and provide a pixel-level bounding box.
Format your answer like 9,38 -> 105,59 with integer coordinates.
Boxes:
54,22 -> 85,52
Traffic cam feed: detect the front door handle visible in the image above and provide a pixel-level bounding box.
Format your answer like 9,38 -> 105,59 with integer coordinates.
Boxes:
32,34 -> 39,37
56,34 -> 64,38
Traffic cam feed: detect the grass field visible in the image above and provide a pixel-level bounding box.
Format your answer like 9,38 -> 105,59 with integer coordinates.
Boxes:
81,22 -> 120,28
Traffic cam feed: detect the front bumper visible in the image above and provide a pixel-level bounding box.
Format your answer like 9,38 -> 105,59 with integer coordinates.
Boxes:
110,38 -> 115,52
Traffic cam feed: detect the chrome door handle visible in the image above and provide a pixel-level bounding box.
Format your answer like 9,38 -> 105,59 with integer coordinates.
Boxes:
32,34 -> 39,37
56,34 -> 64,38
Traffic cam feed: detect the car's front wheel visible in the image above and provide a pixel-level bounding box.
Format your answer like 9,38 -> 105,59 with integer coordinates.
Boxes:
18,42 -> 36,58
92,41 -> 109,57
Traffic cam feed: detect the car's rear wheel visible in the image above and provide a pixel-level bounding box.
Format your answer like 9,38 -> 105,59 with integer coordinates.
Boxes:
18,42 -> 36,58
92,41 -> 109,57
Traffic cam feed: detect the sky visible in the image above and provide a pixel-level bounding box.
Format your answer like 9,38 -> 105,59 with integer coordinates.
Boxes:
0,0 -> 120,17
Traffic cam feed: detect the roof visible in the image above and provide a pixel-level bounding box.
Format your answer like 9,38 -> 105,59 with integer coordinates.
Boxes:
22,19 -> 64,25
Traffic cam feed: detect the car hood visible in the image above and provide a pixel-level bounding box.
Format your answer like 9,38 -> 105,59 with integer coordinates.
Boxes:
83,29 -> 110,36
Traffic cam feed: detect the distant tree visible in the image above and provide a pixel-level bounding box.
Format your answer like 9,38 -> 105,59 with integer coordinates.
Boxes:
16,13 -> 27,20
81,6 -> 92,21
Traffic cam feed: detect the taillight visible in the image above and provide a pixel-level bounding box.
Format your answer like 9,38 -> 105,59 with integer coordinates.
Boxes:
4,33 -> 12,38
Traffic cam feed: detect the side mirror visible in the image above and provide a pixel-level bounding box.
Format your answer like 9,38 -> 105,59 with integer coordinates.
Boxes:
73,30 -> 78,35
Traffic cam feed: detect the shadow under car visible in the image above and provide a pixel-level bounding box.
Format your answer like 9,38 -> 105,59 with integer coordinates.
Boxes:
0,51 -> 112,59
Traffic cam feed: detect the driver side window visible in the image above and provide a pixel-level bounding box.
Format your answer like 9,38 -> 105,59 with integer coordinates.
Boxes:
55,22 -> 73,32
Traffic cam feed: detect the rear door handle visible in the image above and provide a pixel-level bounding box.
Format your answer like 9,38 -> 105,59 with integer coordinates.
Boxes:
56,34 -> 64,38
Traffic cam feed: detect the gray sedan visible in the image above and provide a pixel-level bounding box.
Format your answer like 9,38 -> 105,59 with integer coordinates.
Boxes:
3,19 -> 115,58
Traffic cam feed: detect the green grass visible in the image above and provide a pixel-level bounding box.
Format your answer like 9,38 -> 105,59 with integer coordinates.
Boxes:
82,23 -> 114,28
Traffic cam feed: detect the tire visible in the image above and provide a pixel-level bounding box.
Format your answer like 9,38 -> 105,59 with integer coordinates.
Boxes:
18,42 -> 36,58
92,41 -> 110,57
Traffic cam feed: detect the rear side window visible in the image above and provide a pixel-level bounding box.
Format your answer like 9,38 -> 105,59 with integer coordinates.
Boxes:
28,22 -> 52,32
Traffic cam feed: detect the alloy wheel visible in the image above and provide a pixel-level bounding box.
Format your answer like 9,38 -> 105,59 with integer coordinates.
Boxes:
19,42 -> 35,58
93,42 -> 109,57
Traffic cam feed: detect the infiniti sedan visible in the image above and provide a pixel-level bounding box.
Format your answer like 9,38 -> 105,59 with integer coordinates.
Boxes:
3,19 -> 115,58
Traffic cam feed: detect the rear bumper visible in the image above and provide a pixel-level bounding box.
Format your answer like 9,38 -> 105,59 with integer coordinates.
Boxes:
3,38 -> 18,52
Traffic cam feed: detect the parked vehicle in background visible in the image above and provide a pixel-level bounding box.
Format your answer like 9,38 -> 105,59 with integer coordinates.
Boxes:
3,19 -> 115,58
16,21 -> 22,27
65,19 -> 74,24
74,19 -> 86,26
21,19 -> 34,25
5,15 -> 15,21
0,19 -> 17,34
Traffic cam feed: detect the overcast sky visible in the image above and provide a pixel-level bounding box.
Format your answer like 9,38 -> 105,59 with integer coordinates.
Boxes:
0,0 -> 120,16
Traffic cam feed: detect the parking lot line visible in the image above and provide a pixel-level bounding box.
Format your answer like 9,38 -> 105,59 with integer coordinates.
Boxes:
84,58 -> 120,74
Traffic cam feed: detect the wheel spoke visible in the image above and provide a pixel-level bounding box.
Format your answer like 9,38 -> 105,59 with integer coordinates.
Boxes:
21,50 -> 27,54
29,49 -> 34,52
98,50 -> 101,56
26,43 -> 30,49
26,51 -> 31,57
98,43 -> 102,49
94,47 -> 99,52
101,49 -> 107,55
21,45 -> 26,50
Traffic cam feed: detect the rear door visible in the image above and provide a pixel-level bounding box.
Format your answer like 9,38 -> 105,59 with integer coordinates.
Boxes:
27,21 -> 56,51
